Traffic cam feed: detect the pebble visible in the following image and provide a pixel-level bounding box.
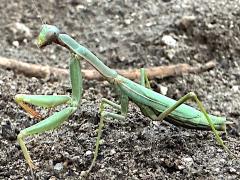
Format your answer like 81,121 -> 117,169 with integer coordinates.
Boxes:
54,163 -> 64,172
159,85 -> 168,95
229,167 -> 237,174
99,139 -> 105,145
85,150 -> 92,156
214,167 -> 220,172
166,49 -> 175,59
182,157 -> 194,167
10,22 -> 32,37
232,85 -> 239,93
49,176 -> 57,180
12,41 -> 19,48
110,149 -> 116,155
162,35 -> 177,47
178,15 -> 196,29
219,159 -> 226,163
124,19 -> 131,25
80,171 -> 88,177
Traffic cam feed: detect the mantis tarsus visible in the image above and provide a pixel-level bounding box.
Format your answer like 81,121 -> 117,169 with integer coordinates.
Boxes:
15,24 -> 233,176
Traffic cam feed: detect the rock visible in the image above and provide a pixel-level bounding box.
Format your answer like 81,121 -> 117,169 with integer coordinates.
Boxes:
110,149 -> 116,155
178,15 -> 196,29
10,22 -> 32,37
12,41 -> 19,48
54,163 -> 64,172
165,49 -> 176,59
232,85 -> 239,93
85,150 -> 92,156
182,157 -> 194,168
162,35 -> 177,47
159,85 -> 168,95
49,176 -> 57,180
229,167 -> 237,174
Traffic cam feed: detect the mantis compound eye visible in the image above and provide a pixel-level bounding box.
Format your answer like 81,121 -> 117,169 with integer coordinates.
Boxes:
37,24 -> 60,48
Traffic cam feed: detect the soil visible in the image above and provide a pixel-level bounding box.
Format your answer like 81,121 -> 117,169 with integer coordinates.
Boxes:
0,0 -> 239,179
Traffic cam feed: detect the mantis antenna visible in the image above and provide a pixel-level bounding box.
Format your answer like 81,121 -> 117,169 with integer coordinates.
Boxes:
31,0 -> 46,25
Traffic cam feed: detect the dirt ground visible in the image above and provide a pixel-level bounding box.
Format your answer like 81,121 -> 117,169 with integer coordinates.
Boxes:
0,0 -> 239,179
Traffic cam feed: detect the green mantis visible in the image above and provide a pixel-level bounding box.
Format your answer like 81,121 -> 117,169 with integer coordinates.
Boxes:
15,24 -> 233,175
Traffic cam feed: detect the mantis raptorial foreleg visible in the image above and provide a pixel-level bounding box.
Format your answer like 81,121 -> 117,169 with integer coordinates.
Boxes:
15,55 -> 83,169
17,107 -> 77,169
15,95 -> 71,119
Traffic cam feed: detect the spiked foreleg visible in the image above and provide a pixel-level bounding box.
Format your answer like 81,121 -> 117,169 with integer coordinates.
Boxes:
16,54 -> 83,169
17,107 -> 77,169
14,94 -> 71,119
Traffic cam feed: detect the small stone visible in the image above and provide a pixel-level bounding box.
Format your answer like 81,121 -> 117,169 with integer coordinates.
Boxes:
177,165 -> 185,170
217,148 -> 223,153
49,176 -> 57,180
219,159 -> 226,163
232,85 -> 239,93
124,19 -> 131,25
12,41 -> 19,48
54,163 -> 64,172
165,49 -> 175,59
10,85 -> 16,90
162,35 -> 177,47
178,15 -> 196,29
9,22 -> 32,37
85,150 -> 92,156
229,167 -> 237,174
159,85 -> 168,95
15,22 -> 32,37
76,5 -> 86,10
110,149 -> 116,155
182,157 -> 194,167
99,139 -> 105,145
214,167 -> 220,172
80,170 -> 88,178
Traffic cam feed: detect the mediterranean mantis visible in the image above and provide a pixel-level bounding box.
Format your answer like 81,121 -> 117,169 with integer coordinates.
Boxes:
15,24 -> 233,176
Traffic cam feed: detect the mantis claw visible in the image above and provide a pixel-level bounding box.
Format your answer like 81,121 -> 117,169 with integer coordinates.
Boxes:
15,99 -> 42,120
27,159 -> 37,170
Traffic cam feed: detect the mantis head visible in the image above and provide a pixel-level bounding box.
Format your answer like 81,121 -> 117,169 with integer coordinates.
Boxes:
37,24 -> 60,48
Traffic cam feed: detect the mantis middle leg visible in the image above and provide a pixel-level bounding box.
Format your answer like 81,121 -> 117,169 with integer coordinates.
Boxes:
84,94 -> 129,176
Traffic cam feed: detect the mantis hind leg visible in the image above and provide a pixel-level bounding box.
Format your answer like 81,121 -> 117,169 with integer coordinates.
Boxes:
156,92 -> 233,156
138,70 -> 234,156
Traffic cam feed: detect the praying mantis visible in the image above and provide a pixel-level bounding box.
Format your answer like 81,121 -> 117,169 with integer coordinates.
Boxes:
15,24 -> 233,176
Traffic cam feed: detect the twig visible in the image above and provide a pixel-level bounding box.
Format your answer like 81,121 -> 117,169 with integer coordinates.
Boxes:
0,56 -> 216,80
